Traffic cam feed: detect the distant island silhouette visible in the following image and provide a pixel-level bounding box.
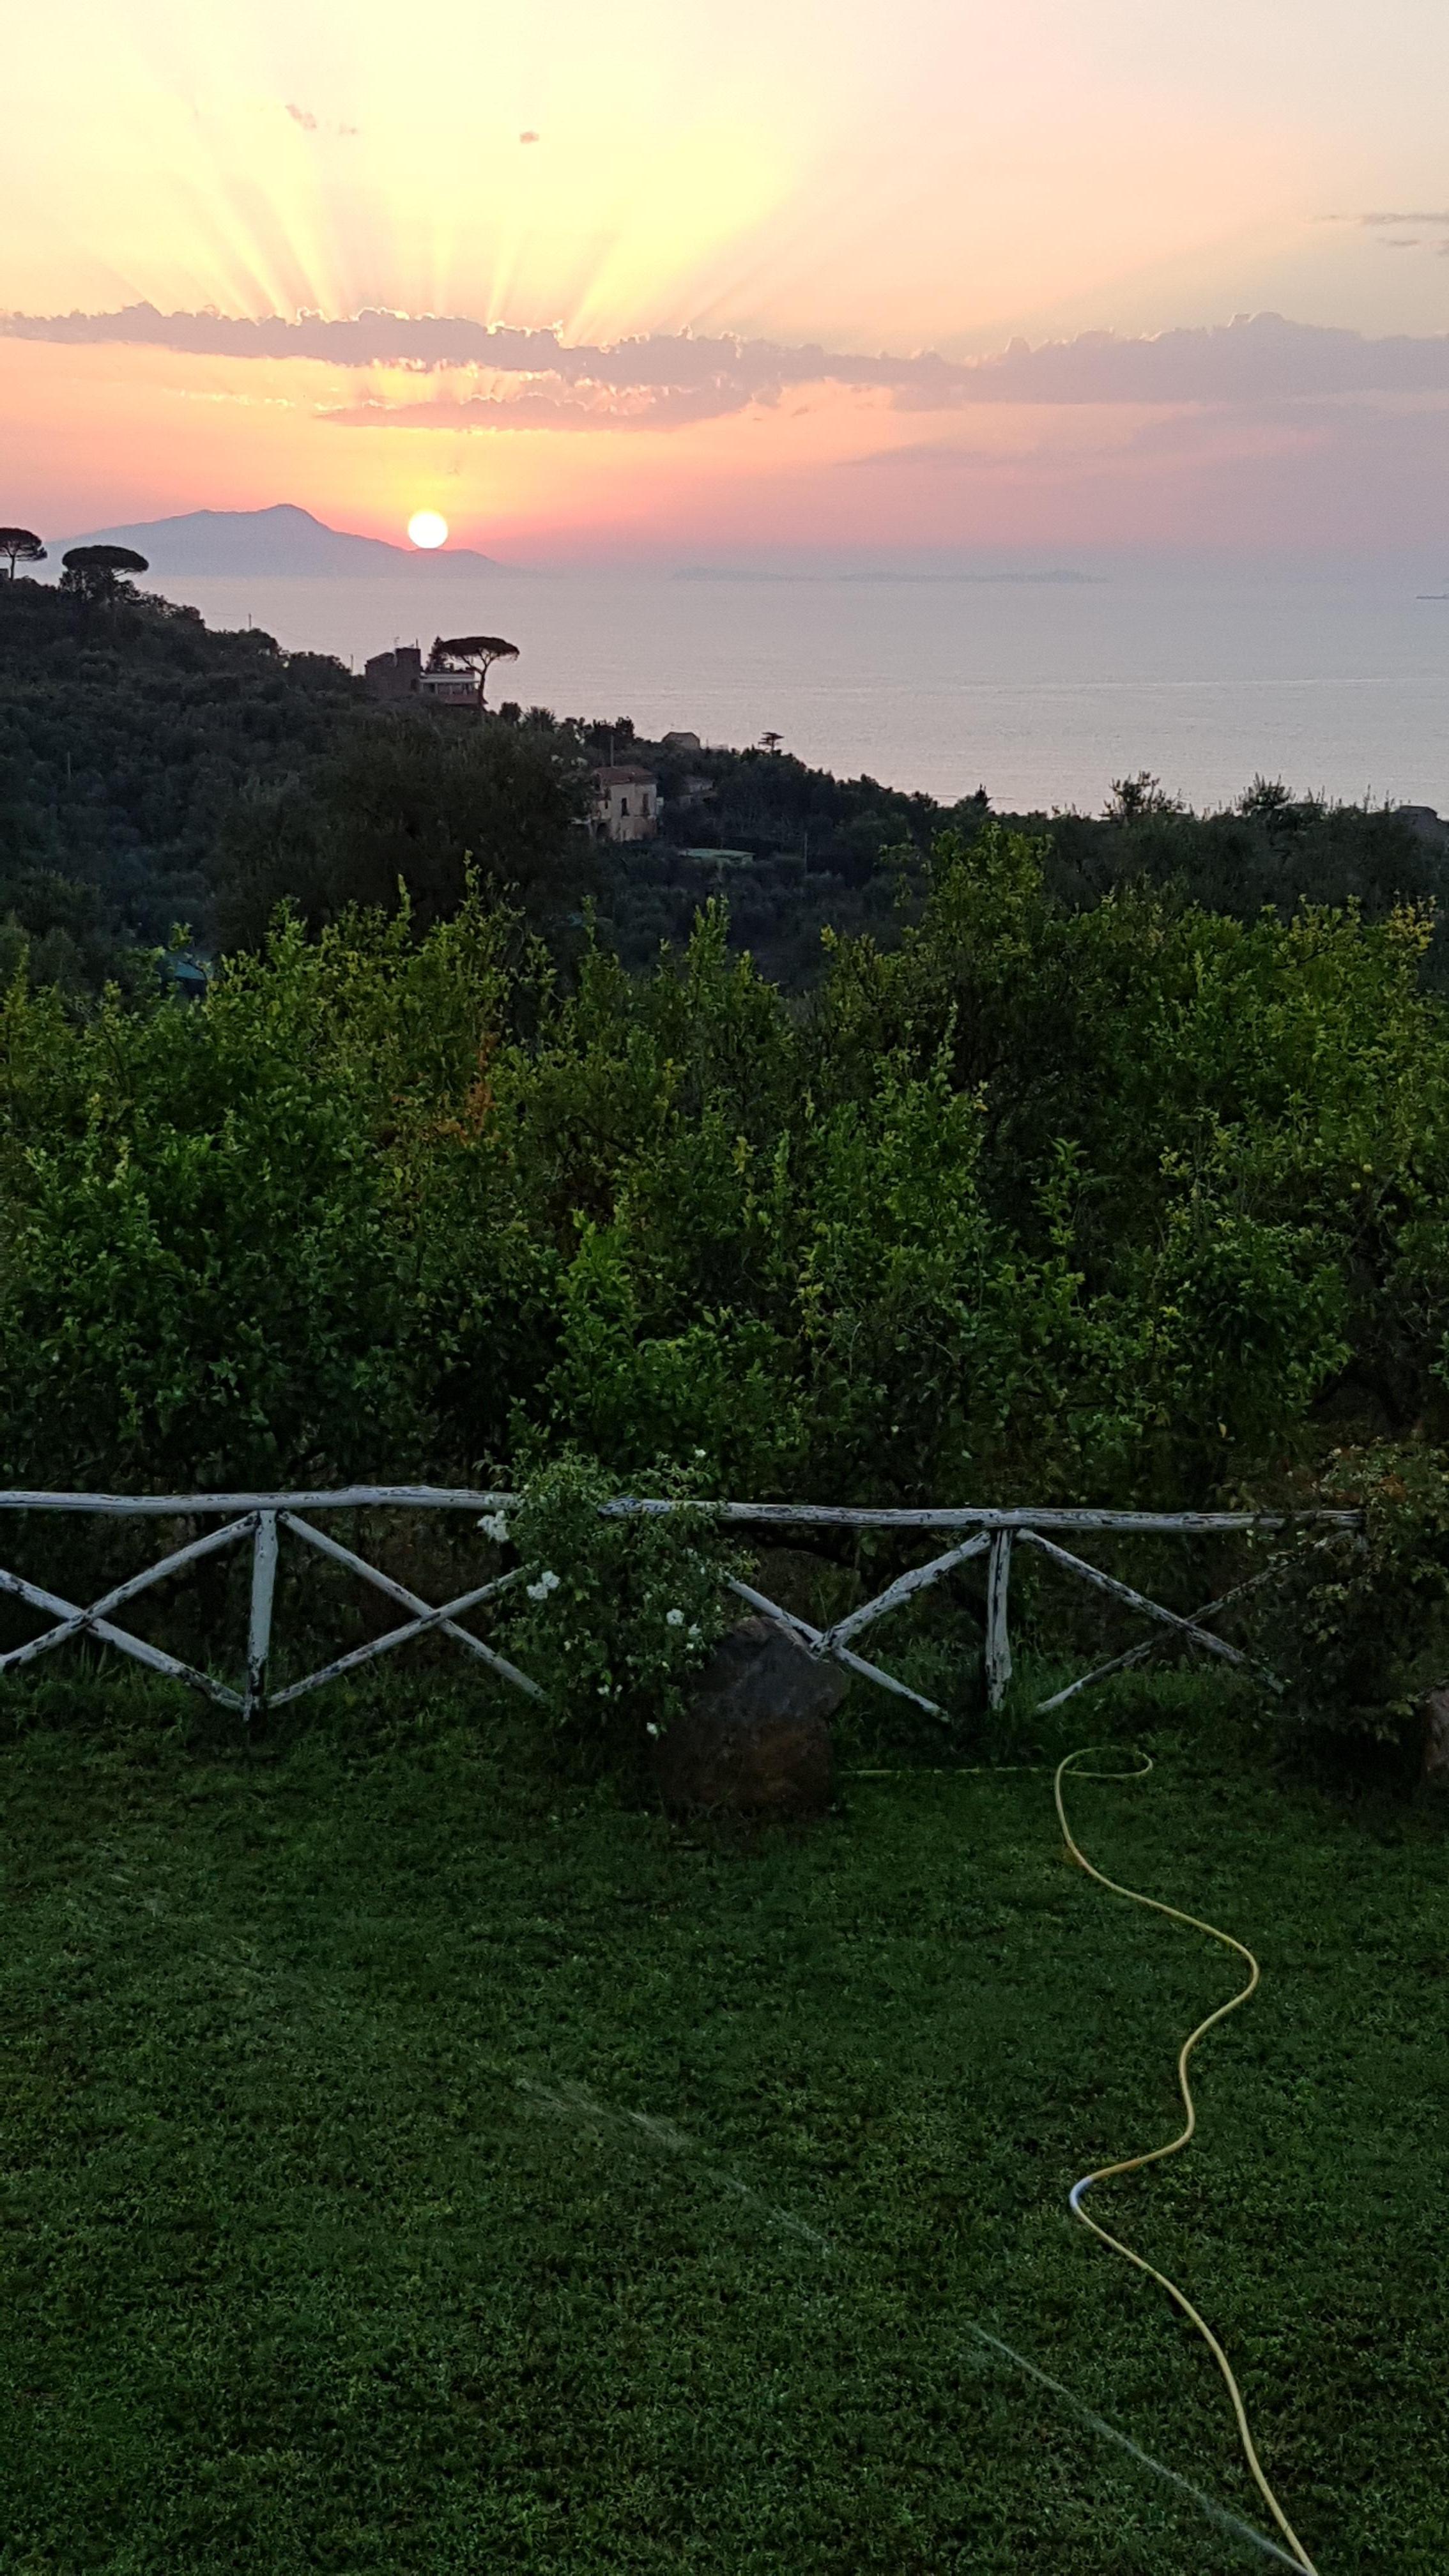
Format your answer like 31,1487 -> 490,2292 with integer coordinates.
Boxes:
53,503 -> 505,578
675,565 -> 1107,585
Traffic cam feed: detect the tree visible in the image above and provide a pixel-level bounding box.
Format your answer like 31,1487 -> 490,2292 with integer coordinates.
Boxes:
59,544 -> 149,606
428,632 -> 520,712
1105,770 -> 1183,821
213,709 -> 593,946
0,528 -> 45,581
758,730 -> 783,753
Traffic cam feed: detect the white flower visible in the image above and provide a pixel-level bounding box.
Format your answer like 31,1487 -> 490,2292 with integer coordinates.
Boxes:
646,1722 -> 660,1738
525,1569 -> 561,1603
665,1607 -> 685,1627
687,1624 -> 702,1643
478,1512 -> 509,1544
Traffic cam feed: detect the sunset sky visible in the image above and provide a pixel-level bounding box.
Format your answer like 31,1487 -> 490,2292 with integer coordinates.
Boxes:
4,0 -> 1449,558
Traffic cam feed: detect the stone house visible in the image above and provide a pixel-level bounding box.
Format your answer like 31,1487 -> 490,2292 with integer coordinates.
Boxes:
593,765 -> 660,843
362,645 -> 477,710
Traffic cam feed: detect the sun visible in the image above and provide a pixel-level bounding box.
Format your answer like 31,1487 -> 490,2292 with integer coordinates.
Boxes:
407,510 -> 449,549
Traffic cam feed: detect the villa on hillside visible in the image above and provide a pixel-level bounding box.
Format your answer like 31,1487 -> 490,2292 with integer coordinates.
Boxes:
593,764 -> 659,842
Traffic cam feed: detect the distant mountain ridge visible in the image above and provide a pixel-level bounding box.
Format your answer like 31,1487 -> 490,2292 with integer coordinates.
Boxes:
54,503 -> 503,578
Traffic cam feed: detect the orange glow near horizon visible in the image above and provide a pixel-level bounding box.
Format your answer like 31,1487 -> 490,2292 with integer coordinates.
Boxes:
6,0 -> 1449,554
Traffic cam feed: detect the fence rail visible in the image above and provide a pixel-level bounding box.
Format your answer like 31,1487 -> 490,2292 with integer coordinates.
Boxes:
0,1489 -> 1363,1731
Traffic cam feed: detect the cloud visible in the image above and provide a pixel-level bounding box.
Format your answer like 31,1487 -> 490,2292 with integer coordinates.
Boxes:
845,394 -> 1449,551
9,303 -> 1449,427
1347,211 -> 1449,256
282,102 -> 359,139
924,314 -> 1449,403
0,300 -> 951,396
324,383 -> 751,431
845,440 -> 1045,475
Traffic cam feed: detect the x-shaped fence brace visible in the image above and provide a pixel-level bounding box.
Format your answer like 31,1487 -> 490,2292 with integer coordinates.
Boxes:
0,1508 -> 542,1722
0,1492 -> 1364,1729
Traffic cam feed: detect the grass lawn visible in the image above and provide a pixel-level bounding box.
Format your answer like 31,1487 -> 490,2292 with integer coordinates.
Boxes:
0,1680 -> 1445,2573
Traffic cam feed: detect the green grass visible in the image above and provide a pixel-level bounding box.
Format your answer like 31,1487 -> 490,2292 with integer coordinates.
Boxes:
1,1680 -> 1445,2573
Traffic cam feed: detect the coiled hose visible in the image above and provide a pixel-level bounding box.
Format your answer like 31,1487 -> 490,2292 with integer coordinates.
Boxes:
1055,1748 -> 1321,2576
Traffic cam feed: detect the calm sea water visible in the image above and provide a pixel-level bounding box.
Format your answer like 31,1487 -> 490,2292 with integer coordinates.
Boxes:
148,563 -> 1449,815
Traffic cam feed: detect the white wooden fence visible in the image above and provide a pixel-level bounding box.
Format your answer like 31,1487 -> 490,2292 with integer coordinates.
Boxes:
0,1488 -> 1363,1731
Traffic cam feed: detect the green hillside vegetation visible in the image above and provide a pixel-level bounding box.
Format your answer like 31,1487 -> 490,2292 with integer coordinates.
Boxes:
0,573 -> 356,984
4,574 -> 1447,993
589,732 -> 1449,990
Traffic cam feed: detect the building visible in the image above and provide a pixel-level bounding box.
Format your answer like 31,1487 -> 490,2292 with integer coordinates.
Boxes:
1395,804 -> 1449,848
661,729 -> 703,754
364,645 -> 422,703
418,664 -> 478,709
363,645 -> 477,710
159,951 -> 211,1002
593,765 -> 659,843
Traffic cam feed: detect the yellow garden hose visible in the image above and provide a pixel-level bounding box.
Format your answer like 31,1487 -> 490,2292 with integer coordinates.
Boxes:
1054,1748 -> 1321,2576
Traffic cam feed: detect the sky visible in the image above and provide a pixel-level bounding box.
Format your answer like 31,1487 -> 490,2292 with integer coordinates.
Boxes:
3,0 -> 1449,560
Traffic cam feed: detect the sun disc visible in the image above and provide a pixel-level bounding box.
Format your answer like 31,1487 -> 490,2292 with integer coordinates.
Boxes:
408,510 -> 448,550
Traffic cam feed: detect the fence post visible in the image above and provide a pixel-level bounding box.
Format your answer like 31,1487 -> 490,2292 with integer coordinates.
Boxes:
985,1530 -> 1013,1710
243,1510 -> 279,1735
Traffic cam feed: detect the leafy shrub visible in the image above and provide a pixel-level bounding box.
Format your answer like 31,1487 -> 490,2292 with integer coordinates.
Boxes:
493,1456 -> 750,1761
4,829 -> 1449,1529
1250,1444 -> 1449,1738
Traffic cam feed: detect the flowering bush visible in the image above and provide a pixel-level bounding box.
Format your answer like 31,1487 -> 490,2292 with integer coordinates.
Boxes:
493,1455 -> 749,1758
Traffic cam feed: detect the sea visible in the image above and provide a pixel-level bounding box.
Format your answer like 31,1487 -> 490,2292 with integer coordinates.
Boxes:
144,559 -> 1449,816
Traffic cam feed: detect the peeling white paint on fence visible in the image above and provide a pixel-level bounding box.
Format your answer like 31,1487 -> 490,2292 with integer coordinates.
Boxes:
0,1487 -> 1362,1731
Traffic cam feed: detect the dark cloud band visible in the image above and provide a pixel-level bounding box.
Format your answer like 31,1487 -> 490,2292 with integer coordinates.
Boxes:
6,304 -> 1449,430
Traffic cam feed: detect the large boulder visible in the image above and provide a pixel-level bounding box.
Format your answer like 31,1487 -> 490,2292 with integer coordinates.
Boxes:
652,1616 -> 846,1816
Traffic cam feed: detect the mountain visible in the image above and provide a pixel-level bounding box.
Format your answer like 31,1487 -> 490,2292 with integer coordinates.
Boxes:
54,503 -> 504,578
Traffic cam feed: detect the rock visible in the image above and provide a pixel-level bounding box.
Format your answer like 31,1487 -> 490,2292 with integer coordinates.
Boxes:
1422,1686 -> 1449,1784
652,1616 -> 846,1816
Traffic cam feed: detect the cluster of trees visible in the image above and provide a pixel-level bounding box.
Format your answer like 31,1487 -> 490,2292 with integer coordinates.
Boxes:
215,713 -> 591,949
1,531 -> 153,601
592,737 -> 1449,986
0,566 -> 362,985
3,832 -> 1445,1517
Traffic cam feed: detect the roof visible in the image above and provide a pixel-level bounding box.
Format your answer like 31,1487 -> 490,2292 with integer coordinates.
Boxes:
594,764 -> 657,785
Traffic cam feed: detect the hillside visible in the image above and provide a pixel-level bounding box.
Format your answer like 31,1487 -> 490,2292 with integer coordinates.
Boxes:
0,573 -> 358,981
54,503 -> 505,578
3,569 -> 1446,993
